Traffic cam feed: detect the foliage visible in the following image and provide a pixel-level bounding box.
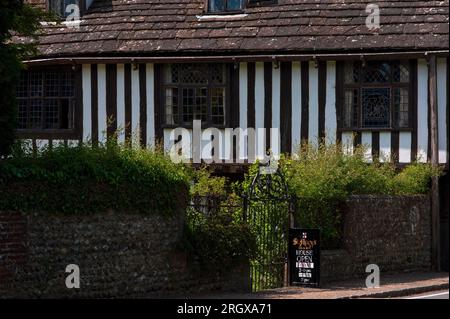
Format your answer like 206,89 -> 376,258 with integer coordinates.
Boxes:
391,163 -> 440,195
0,141 -> 190,215
182,200 -> 255,271
0,0 -> 53,156
241,142 -> 441,249
182,167 -> 255,270
287,142 -> 440,247
189,166 -> 228,198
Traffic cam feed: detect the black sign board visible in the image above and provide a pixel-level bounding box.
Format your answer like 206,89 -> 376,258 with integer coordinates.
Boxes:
288,228 -> 320,287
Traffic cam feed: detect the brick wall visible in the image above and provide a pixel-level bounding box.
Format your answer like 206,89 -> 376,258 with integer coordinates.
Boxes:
0,212 -> 27,285
321,195 -> 432,282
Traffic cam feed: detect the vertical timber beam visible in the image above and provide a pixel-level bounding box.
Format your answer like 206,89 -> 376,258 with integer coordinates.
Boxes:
428,55 -> 440,271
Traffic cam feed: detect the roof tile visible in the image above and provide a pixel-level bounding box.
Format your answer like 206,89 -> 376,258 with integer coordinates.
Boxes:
19,0 -> 450,57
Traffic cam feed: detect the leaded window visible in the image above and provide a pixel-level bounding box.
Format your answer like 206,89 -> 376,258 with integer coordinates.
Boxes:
16,69 -> 78,132
341,61 -> 412,130
162,64 -> 228,126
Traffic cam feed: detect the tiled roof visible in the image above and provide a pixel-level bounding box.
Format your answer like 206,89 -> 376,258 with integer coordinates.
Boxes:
20,0 -> 450,58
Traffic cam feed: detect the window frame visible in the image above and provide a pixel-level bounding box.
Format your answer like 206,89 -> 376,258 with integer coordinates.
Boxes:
15,65 -> 83,140
47,0 -> 85,19
337,60 -> 416,132
160,63 -> 231,129
206,0 -> 246,14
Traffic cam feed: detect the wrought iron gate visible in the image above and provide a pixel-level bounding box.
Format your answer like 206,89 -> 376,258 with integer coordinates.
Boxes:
243,162 -> 293,292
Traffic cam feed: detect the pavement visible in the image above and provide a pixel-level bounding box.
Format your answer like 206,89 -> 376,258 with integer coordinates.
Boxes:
191,272 -> 449,299
401,290 -> 449,299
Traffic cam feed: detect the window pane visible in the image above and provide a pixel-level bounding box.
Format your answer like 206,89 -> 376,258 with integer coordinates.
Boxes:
29,100 -> 43,129
18,100 -> 28,129
60,72 -> 75,97
181,64 -> 208,84
49,0 -> 78,18
165,88 -> 179,125
44,99 -> 59,129
343,89 -> 358,128
363,62 -> 390,83
211,87 -> 226,125
362,88 -> 391,128
394,88 -> 409,128
45,72 -> 60,97
60,99 -> 73,129
16,73 -> 28,98
209,0 -> 225,12
344,62 -> 359,84
392,62 -> 410,83
29,72 -> 43,97
182,88 -> 194,123
182,87 -> 208,123
164,64 -> 179,84
194,88 -> 208,121
211,64 -> 226,84
227,0 -> 244,10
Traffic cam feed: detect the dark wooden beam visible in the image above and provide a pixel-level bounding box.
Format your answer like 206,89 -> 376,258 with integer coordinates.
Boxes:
428,54 -> 441,272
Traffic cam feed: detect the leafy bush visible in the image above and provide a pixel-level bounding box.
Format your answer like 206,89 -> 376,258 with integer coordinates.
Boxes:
190,166 -> 228,198
240,142 -> 441,249
391,163 -> 440,195
182,202 -> 255,271
183,167 -> 255,270
0,142 -> 190,215
284,142 -> 440,247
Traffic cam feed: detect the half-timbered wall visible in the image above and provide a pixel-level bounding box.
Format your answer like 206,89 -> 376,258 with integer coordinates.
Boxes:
22,58 -> 449,166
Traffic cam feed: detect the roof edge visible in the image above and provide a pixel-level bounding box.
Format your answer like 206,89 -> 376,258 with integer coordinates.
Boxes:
23,50 -> 449,66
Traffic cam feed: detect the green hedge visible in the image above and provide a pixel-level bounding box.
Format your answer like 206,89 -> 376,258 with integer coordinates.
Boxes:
0,143 -> 190,215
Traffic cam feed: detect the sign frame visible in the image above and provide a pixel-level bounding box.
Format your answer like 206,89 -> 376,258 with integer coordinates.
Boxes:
288,228 -> 321,287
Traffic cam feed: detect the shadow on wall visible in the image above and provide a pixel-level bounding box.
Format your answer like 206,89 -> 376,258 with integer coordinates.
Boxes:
321,195 -> 433,282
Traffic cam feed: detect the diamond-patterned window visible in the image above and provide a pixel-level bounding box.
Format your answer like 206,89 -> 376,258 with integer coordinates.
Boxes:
15,68 -> 78,132
363,62 -> 391,83
362,88 -> 391,128
341,61 -> 412,130
163,64 -> 228,126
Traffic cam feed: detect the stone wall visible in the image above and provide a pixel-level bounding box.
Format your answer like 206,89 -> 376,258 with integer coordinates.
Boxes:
1,194 -> 432,296
321,195 -> 432,282
0,210 -> 249,298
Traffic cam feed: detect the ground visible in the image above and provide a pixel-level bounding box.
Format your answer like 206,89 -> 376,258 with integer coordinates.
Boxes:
184,272 -> 449,299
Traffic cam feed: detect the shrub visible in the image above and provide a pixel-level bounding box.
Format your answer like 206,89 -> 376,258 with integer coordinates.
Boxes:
241,142 -> 441,249
190,166 -> 228,198
182,200 -> 255,271
391,163 -> 440,195
0,142 -> 190,215
183,167 -> 255,270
